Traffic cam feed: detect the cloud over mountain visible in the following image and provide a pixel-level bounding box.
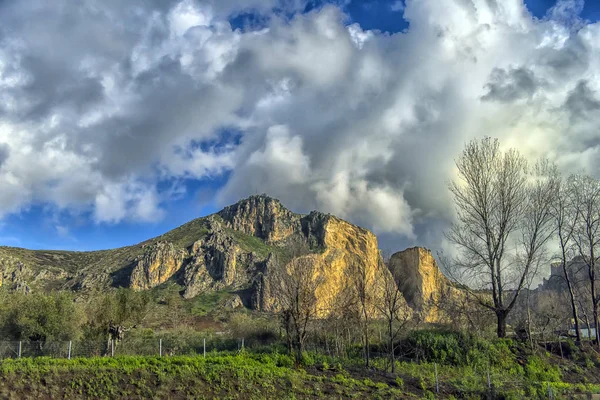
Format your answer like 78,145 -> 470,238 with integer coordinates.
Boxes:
0,0 -> 599,250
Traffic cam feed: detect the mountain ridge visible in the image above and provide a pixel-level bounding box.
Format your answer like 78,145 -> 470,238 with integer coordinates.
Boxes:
0,194 -> 453,321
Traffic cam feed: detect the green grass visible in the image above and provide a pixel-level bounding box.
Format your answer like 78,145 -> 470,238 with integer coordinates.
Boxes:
0,353 -> 404,399
0,331 -> 600,400
0,349 -> 596,400
191,291 -> 235,317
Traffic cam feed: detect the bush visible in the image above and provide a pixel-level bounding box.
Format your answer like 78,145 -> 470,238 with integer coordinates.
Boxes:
227,312 -> 279,345
524,356 -> 562,382
403,329 -> 517,371
300,352 -> 316,367
0,291 -> 84,342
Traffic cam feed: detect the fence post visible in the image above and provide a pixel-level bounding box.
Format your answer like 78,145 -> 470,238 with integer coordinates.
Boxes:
18,341 -> 21,358
548,382 -> 553,400
111,339 -> 115,357
159,339 -> 162,357
68,341 -> 72,360
434,362 -> 439,394
203,338 -> 206,358
241,338 -> 244,350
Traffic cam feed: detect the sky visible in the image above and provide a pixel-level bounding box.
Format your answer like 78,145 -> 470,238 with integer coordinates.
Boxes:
1,0 -> 600,252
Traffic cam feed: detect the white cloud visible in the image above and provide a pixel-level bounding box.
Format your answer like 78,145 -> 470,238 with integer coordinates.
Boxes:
390,1 -> 404,12
0,0 -> 599,251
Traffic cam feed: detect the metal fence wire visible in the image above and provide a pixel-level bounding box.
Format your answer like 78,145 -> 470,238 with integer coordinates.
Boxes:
0,337 -> 249,359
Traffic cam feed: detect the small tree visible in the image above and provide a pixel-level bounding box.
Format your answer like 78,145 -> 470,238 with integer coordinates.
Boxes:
551,175 -> 582,343
375,259 -> 412,373
446,138 -> 557,338
0,292 -> 83,347
346,256 -> 379,367
271,244 -> 323,360
85,288 -> 151,354
570,174 -> 600,344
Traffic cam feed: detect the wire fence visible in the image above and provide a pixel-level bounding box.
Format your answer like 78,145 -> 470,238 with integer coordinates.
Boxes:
0,336 -> 253,359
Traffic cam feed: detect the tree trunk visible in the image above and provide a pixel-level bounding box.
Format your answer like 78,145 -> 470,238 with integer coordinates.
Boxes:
526,290 -> 534,351
496,310 -> 507,338
564,270 -> 581,343
388,319 -> 395,373
582,308 -> 592,340
593,301 -> 600,345
364,328 -> 370,368
363,312 -> 370,368
592,277 -> 600,345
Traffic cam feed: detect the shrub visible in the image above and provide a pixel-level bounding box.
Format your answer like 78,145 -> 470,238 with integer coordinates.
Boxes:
524,356 -> 561,382
300,352 -> 315,367
227,312 -> 279,345
403,329 -> 517,371
394,377 -> 404,389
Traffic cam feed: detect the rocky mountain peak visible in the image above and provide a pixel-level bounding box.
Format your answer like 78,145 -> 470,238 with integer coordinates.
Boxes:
217,194 -> 301,244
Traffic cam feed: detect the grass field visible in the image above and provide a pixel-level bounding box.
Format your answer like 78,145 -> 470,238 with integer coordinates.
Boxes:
1,343 -> 600,400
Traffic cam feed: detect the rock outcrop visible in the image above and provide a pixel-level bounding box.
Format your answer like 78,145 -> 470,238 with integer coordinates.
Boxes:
130,242 -> 187,290
388,247 -> 457,323
0,251 -> 71,294
218,196 -> 301,244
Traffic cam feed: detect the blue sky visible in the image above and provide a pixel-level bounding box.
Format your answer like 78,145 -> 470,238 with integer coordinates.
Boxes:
1,0 -> 600,252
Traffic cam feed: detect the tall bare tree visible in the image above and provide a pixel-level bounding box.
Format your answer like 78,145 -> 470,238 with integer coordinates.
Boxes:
271,241 -> 324,360
570,174 -> 600,344
375,258 -> 412,373
552,175 -> 582,343
446,138 -> 557,338
346,256 -> 377,367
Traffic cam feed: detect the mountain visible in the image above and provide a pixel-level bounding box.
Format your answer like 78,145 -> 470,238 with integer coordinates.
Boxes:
0,195 -> 453,318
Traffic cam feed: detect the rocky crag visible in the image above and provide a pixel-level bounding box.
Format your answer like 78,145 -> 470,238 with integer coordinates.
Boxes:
388,247 -> 459,323
0,195 -> 454,319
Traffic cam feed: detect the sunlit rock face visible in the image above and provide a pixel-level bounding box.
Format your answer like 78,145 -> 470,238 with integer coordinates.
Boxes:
129,242 -> 187,290
388,247 -> 456,323
217,195 -> 301,244
260,212 -> 385,315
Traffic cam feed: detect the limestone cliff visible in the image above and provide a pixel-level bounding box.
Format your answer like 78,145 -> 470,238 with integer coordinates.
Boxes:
129,242 -> 187,290
260,212 -> 385,315
218,196 -> 301,244
388,247 -> 458,323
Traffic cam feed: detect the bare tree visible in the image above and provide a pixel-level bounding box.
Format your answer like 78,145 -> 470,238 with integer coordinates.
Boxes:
446,138 -> 557,338
570,174 -> 600,344
271,241 -> 324,360
346,256 -> 378,367
551,175 -> 582,343
375,258 -> 412,373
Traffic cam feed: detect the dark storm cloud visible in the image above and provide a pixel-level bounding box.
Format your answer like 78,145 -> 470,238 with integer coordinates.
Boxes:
565,80 -> 600,119
482,67 -> 541,102
0,144 -> 9,168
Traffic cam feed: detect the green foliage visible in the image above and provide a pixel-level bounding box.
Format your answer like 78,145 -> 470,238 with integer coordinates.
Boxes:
0,291 -> 83,342
300,352 -> 315,367
524,356 -> 562,382
88,289 -> 150,327
190,292 -> 231,317
394,377 -> 404,389
404,329 -> 517,371
82,288 -> 151,344
0,354 -> 403,399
